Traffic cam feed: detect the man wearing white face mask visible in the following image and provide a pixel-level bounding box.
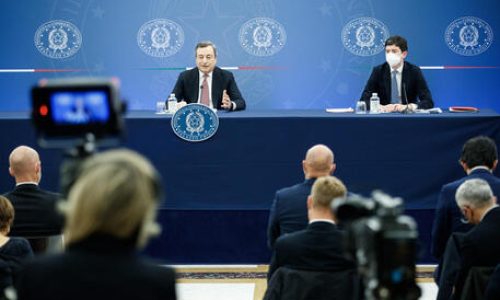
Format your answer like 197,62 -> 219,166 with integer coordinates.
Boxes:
360,35 -> 434,113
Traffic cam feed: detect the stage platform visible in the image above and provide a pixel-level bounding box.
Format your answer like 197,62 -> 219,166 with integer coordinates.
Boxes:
1,109 -> 499,263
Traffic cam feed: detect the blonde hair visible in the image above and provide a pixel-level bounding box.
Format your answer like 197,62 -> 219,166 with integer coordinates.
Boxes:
63,149 -> 161,246
311,176 -> 346,208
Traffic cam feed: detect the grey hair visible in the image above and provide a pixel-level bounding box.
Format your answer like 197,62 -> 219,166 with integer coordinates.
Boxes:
455,178 -> 494,208
195,41 -> 217,57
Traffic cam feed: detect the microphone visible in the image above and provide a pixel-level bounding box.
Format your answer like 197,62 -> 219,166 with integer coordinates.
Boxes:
402,82 -> 413,114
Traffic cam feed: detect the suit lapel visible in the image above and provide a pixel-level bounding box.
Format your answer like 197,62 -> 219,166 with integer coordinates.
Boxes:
383,64 -> 391,101
402,62 -> 410,100
191,68 -> 200,103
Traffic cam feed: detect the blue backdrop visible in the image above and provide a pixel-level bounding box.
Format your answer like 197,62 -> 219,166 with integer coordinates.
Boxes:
1,0 -> 499,112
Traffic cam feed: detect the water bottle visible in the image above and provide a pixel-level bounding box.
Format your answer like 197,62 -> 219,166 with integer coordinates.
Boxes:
370,93 -> 380,114
167,93 -> 177,113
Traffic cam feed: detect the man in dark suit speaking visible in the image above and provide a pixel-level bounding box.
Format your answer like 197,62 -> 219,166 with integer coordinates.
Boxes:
360,35 -> 434,112
171,41 -> 246,111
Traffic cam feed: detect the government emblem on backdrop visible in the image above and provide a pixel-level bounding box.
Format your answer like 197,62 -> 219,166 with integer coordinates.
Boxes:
341,17 -> 390,57
445,16 -> 493,56
239,17 -> 287,57
171,104 -> 219,142
34,20 -> 82,59
137,19 -> 184,57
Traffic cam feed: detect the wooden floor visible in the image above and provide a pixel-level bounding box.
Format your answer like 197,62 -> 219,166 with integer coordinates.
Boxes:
175,265 -> 437,300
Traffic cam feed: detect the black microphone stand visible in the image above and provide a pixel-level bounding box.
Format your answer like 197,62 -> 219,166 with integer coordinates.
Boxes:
401,83 -> 414,114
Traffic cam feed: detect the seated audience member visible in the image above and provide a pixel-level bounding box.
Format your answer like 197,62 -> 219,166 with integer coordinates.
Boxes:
267,176 -> 355,281
267,144 -> 336,249
0,196 -> 33,294
431,136 -> 500,282
3,146 -> 63,253
16,149 -> 176,300
440,179 -> 500,299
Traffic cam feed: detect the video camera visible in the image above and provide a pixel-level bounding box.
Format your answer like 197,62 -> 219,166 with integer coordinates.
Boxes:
31,77 -> 126,196
332,191 -> 421,300
31,77 -> 125,148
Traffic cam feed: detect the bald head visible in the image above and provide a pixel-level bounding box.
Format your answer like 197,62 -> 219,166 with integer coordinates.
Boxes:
303,144 -> 335,179
9,146 -> 42,183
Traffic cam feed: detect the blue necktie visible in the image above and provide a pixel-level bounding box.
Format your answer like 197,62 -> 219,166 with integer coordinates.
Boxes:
391,71 -> 399,104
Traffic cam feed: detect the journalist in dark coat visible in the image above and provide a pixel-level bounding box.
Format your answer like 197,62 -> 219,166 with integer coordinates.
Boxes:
3,146 -> 64,253
267,145 -> 336,249
17,150 -> 176,300
268,176 -> 355,281
431,136 -> 500,283
439,179 -> 500,299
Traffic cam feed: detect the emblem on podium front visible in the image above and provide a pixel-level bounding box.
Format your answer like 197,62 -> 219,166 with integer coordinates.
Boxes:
137,19 -> 184,57
445,16 -> 493,56
34,20 -> 82,59
171,104 -> 219,142
239,17 -> 287,57
341,17 -> 389,57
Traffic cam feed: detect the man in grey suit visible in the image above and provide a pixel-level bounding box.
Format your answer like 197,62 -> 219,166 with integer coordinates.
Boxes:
267,144 -> 336,249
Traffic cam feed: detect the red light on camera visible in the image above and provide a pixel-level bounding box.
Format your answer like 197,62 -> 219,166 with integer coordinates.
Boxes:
39,105 -> 48,116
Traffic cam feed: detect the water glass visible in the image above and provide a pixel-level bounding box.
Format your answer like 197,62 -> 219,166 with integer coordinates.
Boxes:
156,101 -> 166,114
355,101 -> 367,114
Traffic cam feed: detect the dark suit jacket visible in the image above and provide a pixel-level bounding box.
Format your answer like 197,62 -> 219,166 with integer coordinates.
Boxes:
460,207 -> 500,270
439,207 -> 500,299
438,207 -> 500,299
264,267 -> 360,300
0,237 -> 33,290
360,61 -> 434,109
16,234 -> 177,300
171,66 -> 246,111
267,178 -> 316,249
268,221 -> 355,281
485,264 -> 500,300
431,169 -> 500,261
3,184 -> 64,237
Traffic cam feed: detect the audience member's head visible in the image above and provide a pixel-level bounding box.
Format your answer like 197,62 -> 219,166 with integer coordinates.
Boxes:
63,149 -> 162,248
0,196 -> 15,236
302,144 -> 335,179
8,146 -> 42,184
455,178 -> 496,225
307,176 -> 346,221
460,136 -> 498,171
